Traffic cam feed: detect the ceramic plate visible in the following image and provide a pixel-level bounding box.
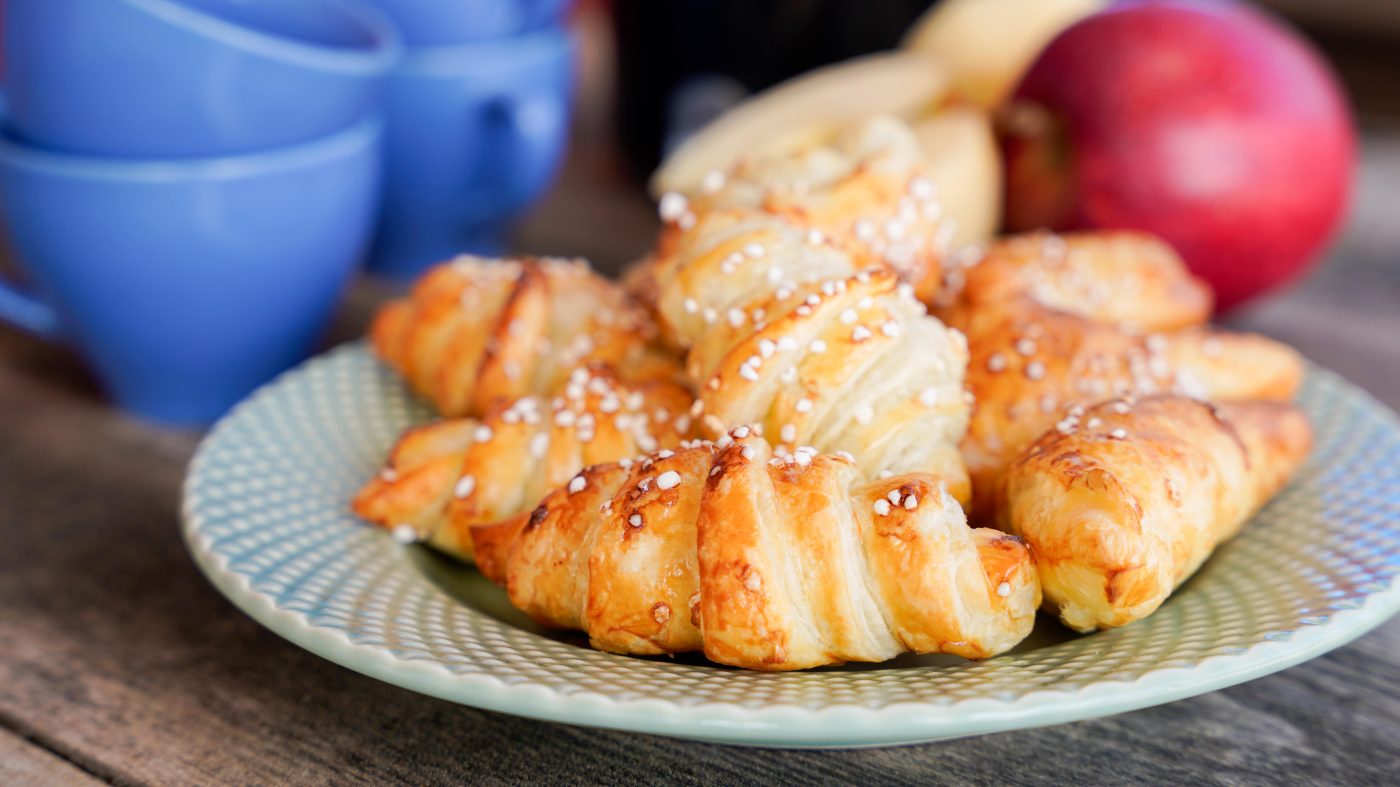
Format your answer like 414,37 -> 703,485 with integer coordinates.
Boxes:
181,343 -> 1400,748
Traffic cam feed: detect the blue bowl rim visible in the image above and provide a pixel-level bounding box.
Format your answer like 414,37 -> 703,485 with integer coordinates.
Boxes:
0,115 -> 384,183
394,25 -> 574,76
117,0 -> 401,74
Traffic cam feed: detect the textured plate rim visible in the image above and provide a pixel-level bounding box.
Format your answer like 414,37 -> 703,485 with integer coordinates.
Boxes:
181,343 -> 1400,748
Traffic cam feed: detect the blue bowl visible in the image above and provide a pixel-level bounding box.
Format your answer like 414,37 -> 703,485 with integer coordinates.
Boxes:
364,0 -> 571,45
368,26 -> 575,280
0,117 -> 383,425
4,0 -> 399,157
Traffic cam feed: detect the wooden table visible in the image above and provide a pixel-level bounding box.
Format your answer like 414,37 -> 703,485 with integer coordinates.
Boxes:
2,135 -> 1398,785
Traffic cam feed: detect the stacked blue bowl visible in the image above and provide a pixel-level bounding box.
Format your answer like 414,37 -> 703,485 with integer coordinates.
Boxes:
0,0 -> 575,423
0,0 -> 401,425
362,0 -> 577,280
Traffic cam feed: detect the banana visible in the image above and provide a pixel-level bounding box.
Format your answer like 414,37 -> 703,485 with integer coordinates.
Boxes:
903,0 -> 1104,108
650,51 -> 951,197
914,106 -> 1003,247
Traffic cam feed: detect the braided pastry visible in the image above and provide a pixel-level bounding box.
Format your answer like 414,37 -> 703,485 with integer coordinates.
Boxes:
936,231 -> 1214,332
643,116 -> 964,308
652,206 -> 972,502
370,255 -> 677,417
1003,396 -> 1312,632
353,365 -> 695,561
962,301 -> 1303,521
473,428 -> 1038,670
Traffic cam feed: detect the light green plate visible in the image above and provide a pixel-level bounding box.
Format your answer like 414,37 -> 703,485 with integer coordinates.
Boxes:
181,343 -> 1400,748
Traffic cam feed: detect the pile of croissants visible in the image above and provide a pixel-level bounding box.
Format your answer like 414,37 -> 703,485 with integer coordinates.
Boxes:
353,116 -> 1310,671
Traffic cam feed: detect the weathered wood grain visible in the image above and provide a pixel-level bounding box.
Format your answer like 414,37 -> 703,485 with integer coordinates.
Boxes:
0,730 -> 104,787
0,138 -> 1397,786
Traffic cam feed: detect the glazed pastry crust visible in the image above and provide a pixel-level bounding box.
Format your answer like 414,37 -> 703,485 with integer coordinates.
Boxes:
617,117 -> 977,498
643,116 -> 961,312
352,365 -> 695,562
1002,396 -> 1312,632
370,256 -> 675,417
937,231 -> 1213,333
480,432 -> 1038,670
650,203 -> 972,502
695,268 -> 970,502
961,301 -> 1303,521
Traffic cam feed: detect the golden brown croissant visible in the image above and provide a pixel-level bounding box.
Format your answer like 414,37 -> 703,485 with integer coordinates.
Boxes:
936,231 -> 1213,333
370,255 -> 677,417
961,302 -> 1303,521
648,205 -> 973,502
1002,396 -> 1312,632
642,116 -> 961,307
473,428 -> 1038,670
353,365 -> 696,561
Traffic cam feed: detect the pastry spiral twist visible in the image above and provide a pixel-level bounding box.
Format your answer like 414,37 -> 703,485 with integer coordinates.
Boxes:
474,428 -> 1038,670
626,118 -> 980,499
961,301 -> 1303,521
1003,396 -> 1312,632
936,231 -> 1214,332
370,255 -> 678,417
353,365 -> 695,561
649,205 -> 973,502
639,116 -> 962,310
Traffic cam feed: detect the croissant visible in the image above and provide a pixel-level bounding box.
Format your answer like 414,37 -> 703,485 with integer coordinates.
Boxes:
370,255 -> 678,417
1002,396 -> 1312,632
936,231 -> 1214,333
353,365 -> 695,561
472,428 -> 1039,670
648,206 -> 973,502
961,301 -> 1303,521
641,116 -> 961,309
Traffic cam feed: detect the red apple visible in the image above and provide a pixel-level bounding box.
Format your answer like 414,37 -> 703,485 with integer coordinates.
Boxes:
1001,0 -> 1356,311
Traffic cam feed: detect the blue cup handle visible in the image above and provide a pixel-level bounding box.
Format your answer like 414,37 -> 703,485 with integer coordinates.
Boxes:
484,91 -> 568,214
0,83 -> 63,339
0,277 -> 63,338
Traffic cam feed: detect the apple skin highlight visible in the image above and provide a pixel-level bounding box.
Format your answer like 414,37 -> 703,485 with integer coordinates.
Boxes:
1001,0 -> 1356,312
